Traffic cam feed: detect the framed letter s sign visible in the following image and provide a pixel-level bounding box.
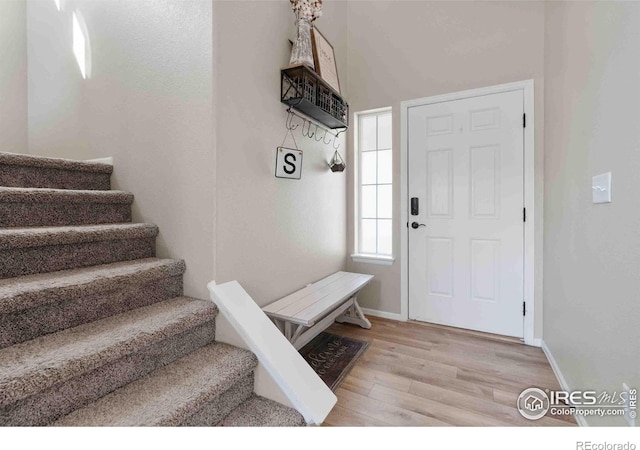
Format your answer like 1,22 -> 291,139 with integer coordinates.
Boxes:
275,147 -> 303,180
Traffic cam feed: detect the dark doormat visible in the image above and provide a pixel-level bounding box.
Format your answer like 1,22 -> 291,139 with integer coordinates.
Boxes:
299,332 -> 369,391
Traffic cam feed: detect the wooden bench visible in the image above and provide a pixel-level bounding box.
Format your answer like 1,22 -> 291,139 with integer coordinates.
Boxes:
262,271 -> 373,350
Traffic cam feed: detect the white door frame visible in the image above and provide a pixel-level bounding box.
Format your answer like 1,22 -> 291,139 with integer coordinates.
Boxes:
400,80 -> 538,346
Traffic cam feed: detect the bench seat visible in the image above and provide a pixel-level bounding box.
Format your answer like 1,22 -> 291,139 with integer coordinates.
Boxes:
262,271 -> 373,349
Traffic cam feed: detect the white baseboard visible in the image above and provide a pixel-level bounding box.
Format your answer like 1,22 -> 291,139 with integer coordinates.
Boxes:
530,338 -> 542,348
361,307 -> 405,322
541,340 -> 588,427
86,156 -> 113,165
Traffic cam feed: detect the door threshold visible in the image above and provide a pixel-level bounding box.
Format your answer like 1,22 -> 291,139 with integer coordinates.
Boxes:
406,319 -> 524,345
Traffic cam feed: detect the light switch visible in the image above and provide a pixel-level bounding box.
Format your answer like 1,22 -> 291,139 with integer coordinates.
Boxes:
592,172 -> 612,204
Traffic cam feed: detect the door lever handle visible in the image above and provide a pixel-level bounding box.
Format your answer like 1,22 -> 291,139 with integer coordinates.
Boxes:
411,222 -> 426,229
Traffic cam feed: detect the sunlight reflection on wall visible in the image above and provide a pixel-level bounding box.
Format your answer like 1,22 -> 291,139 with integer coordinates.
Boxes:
72,11 -> 91,79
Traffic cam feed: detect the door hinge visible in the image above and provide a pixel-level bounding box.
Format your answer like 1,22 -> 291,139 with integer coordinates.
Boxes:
523,301 -> 526,316
523,113 -> 526,128
523,207 -> 526,222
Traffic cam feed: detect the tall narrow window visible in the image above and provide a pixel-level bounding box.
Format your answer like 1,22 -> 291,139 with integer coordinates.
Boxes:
353,108 -> 393,264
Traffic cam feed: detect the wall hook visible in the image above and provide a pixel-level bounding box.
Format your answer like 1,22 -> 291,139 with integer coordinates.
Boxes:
302,120 -> 315,138
285,110 -> 298,131
314,125 -> 325,142
332,133 -> 341,151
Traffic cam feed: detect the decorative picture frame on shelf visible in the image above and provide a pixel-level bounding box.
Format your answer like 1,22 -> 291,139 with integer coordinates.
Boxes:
311,27 -> 341,94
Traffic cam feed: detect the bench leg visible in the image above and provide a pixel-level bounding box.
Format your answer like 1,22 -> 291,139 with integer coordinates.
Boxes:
284,322 -> 292,340
291,298 -> 355,349
270,318 -> 285,334
335,295 -> 372,329
290,323 -> 306,343
283,322 -> 311,348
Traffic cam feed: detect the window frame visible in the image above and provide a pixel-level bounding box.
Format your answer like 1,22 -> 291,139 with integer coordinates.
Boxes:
351,107 -> 395,265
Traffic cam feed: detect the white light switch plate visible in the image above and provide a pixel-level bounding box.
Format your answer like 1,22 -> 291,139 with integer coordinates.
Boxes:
592,172 -> 612,204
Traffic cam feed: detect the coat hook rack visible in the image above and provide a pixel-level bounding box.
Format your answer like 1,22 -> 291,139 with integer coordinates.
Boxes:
285,106 -> 348,151
283,107 -> 348,173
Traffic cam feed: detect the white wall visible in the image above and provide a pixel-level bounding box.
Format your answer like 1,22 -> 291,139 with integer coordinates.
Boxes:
211,0 -> 347,408
345,1 -> 546,338
544,1 -> 640,426
213,0 -> 348,306
26,0 -> 215,300
0,0 -> 28,152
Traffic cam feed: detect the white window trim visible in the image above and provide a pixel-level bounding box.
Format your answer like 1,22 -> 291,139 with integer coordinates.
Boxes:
350,253 -> 395,265
353,107 -> 393,264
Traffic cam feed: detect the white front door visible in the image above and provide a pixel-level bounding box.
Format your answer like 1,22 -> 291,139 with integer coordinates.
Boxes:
408,89 -> 524,337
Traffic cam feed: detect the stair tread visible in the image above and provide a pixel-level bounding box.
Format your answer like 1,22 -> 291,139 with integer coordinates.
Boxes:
0,258 -> 185,313
0,187 -> 132,204
0,223 -> 158,250
223,394 -> 306,427
0,152 -> 112,174
53,342 -> 257,426
0,296 -> 217,407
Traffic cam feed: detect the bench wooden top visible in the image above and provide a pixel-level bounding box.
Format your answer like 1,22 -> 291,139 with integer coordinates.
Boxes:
263,271 -> 373,327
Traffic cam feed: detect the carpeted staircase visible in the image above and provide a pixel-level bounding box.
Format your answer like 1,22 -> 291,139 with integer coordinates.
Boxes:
0,152 -> 305,427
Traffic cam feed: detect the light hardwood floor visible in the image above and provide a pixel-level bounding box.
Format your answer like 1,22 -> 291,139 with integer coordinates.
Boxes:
323,316 -> 576,427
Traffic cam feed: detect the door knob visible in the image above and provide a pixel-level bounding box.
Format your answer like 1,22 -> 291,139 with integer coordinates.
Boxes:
411,222 -> 426,229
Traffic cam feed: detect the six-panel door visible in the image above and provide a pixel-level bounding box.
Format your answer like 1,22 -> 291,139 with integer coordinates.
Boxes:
408,90 -> 525,338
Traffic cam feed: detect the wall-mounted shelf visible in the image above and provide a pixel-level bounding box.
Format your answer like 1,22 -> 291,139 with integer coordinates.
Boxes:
281,64 -> 348,130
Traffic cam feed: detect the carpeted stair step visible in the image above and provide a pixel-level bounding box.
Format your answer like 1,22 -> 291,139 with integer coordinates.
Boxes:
221,394 -> 306,427
0,296 -> 218,426
0,223 -> 158,278
0,258 -> 186,348
0,187 -> 133,227
53,342 -> 257,426
0,152 -> 112,191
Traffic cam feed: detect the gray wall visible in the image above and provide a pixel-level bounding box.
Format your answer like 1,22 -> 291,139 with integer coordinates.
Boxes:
213,0 -> 348,306
211,0 -> 348,407
544,1 -> 640,426
344,1 -> 546,338
0,0 -> 28,152
26,0 -> 215,300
